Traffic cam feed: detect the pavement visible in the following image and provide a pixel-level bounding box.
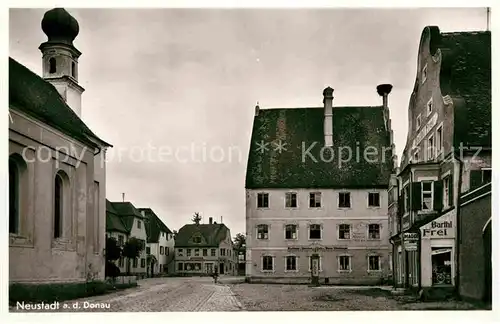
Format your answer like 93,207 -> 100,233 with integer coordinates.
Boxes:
11,276 -> 245,312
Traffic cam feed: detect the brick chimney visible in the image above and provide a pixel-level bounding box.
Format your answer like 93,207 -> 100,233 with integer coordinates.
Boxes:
323,87 -> 334,147
209,217 -> 213,224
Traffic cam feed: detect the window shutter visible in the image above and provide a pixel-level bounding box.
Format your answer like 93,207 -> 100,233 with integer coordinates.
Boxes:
433,180 -> 443,211
411,182 -> 422,211
448,177 -> 454,207
469,170 -> 483,190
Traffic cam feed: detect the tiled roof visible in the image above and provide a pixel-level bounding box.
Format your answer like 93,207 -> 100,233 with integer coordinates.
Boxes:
137,208 -> 172,243
245,106 -> 392,189
106,199 -> 128,234
108,201 -> 146,232
438,30 -> 492,147
175,223 -> 229,248
8,57 -> 111,148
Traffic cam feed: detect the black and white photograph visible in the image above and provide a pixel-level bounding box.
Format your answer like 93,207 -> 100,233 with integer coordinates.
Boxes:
5,2 -> 496,319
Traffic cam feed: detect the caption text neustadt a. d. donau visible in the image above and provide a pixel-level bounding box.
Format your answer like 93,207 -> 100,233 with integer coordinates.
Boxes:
16,301 -> 110,310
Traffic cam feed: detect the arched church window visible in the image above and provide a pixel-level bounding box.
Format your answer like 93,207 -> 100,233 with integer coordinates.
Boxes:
49,57 -> 56,74
54,171 -> 67,238
71,62 -> 76,78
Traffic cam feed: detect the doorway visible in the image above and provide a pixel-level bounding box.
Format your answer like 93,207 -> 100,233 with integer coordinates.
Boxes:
219,263 -> 224,274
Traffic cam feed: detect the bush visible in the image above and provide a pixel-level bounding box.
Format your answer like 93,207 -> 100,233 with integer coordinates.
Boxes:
105,261 -> 121,279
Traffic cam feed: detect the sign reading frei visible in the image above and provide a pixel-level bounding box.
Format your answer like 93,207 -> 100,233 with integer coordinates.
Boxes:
420,212 -> 455,239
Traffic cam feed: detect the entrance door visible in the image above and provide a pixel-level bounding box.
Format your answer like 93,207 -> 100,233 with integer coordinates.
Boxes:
205,263 -> 213,274
219,263 -> 224,274
483,222 -> 492,303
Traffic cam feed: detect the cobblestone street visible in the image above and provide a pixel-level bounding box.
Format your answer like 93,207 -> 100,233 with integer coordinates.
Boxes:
12,277 -> 244,312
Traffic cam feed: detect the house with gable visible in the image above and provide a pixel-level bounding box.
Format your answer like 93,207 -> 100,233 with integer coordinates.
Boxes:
175,217 -> 237,276
245,85 -> 398,284
106,201 -> 148,277
9,8 -> 111,284
137,208 -> 175,276
389,26 -> 491,296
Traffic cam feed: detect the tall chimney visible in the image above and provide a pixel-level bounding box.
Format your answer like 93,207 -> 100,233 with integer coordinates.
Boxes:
376,84 -> 393,109
220,216 -> 223,224
122,193 -> 125,202
209,217 -> 213,224
323,87 -> 334,147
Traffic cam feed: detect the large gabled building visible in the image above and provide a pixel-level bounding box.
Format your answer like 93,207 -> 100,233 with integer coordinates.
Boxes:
389,26 -> 491,295
245,85 -> 398,284
174,218 -> 237,276
137,208 -> 175,276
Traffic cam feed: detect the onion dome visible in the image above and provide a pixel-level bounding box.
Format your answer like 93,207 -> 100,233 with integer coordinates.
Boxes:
41,8 -> 79,45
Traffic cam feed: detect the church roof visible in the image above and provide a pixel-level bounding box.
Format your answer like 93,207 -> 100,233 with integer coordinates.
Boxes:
175,223 -> 230,248
245,106 -> 393,189
9,57 -> 111,148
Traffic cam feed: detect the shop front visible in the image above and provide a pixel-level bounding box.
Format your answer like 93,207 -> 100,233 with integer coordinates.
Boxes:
419,211 -> 456,287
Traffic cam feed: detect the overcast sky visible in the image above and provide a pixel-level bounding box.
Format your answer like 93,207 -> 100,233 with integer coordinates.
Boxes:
9,8 -> 488,236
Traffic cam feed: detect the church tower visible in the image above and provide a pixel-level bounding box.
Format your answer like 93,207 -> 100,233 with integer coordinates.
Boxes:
39,8 -> 84,117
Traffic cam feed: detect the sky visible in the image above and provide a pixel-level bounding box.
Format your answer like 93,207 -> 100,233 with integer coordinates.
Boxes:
9,7 -> 489,236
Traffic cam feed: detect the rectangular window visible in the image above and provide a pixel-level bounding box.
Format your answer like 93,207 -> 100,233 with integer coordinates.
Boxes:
137,220 -> 141,229
339,255 -> 350,271
220,248 -> 225,256
211,248 -> 216,257
422,181 -> 433,211
436,125 -> 443,154
428,134 -> 434,160
414,151 -> 419,163
431,247 -> 452,285
165,247 -> 169,256
262,256 -> 273,271
178,263 -> 183,271
257,193 -> 269,208
146,247 -> 151,254
404,186 -> 410,213
339,224 -> 350,240
195,248 -> 200,256
141,258 -> 146,268
203,248 -> 208,256
160,246 -> 164,255
186,249 -> 191,257
133,258 -> 138,268
285,224 -> 298,240
427,97 -> 433,116
257,224 -> 269,240
368,192 -> 380,207
309,224 -> 322,240
443,176 -> 450,208
119,257 -> 124,267
338,192 -> 351,208
368,224 -> 380,239
309,192 -> 322,208
416,114 -> 422,130
285,192 -> 298,208
285,256 -> 297,271
178,248 -> 183,256
368,255 -> 380,271
118,235 -> 124,246
193,236 -> 201,244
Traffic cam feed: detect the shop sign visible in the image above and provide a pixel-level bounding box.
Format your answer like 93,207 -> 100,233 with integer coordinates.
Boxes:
403,232 -> 418,251
421,213 -> 455,239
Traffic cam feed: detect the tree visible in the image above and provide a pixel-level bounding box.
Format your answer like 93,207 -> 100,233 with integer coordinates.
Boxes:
192,212 -> 202,225
233,233 -> 246,250
104,236 -> 122,280
122,236 -> 145,275
105,236 -> 122,262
